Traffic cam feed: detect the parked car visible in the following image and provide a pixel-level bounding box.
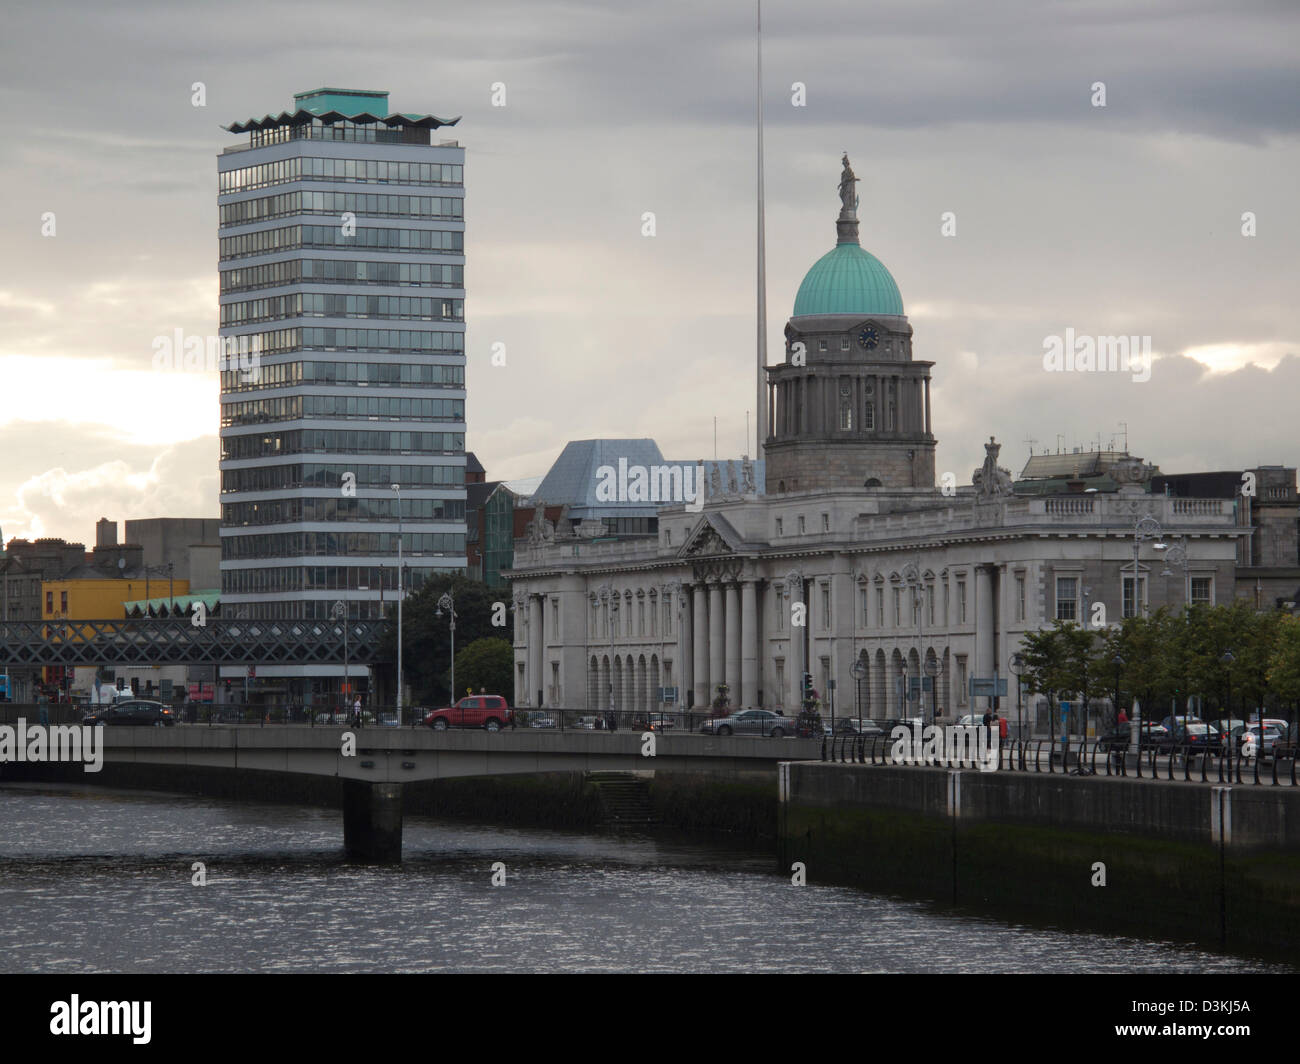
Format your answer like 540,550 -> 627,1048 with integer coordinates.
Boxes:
1159,714 -> 1203,731
1096,721 -> 1168,752
529,715 -> 557,729
1156,722 -> 1223,756
424,695 -> 514,731
700,709 -> 793,738
82,700 -> 176,727
1235,724 -> 1285,759
834,718 -> 885,736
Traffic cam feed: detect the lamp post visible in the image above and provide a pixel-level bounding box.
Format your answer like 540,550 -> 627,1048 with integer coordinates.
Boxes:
664,579 -> 683,719
1112,653 -> 1124,732
1009,651 -> 1026,744
785,568 -> 804,714
1221,649 -> 1235,781
335,598 -> 351,712
924,654 -> 942,731
598,583 -> 618,719
1132,515 -> 1162,620
1159,535 -> 1191,609
436,590 -> 457,712
392,483 -> 403,725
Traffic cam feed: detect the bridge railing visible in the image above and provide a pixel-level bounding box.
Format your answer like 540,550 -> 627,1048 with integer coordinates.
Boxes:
816,729 -> 1298,786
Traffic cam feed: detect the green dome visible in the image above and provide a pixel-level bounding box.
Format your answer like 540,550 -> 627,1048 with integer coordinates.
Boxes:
793,242 -> 903,317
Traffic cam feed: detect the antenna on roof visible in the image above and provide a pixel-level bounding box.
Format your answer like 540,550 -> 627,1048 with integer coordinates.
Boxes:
1023,435 -> 1038,456
1119,421 -> 1129,453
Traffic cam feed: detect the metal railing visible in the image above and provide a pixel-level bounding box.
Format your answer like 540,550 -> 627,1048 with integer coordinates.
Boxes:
817,731 -> 1299,785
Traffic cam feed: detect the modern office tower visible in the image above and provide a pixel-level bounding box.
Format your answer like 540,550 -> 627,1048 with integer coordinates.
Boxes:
218,88 -> 466,701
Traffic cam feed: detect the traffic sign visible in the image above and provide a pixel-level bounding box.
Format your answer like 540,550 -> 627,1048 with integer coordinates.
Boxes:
969,677 -> 1008,697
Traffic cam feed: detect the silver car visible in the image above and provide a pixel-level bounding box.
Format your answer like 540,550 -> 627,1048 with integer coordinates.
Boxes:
700,709 -> 794,737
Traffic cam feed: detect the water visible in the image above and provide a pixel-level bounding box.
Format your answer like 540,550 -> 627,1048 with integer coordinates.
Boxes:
0,782 -> 1288,973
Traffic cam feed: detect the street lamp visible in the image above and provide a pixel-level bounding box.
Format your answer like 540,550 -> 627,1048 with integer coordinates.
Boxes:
1112,653 -> 1124,732
435,590 -> 457,711
1221,649 -> 1235,781
392,483 -> 403,725
333,599 -> 349,716
785,568 -> 804,713
1009,651 -> 1026,746
1159,535 -> 1191,609
851,657 -> 867,725
923,653 -> 942,730
1132,515 -> 1162,619
598,583 -> 618,719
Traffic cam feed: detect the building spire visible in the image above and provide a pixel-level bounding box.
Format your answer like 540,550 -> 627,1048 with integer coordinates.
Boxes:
836,153 -> 860,245
755,0 -> 767,461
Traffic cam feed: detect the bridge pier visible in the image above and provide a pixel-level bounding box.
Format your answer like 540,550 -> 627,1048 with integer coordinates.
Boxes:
342,780 -> 403,863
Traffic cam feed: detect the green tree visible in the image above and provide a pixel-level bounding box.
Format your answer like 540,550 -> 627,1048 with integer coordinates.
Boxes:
454,637 -> 515,700
377,574 -> 513,704
1268,615 -> 1300,717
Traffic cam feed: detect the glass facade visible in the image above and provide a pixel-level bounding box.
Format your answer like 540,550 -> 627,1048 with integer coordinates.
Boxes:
218,97 -> 466,635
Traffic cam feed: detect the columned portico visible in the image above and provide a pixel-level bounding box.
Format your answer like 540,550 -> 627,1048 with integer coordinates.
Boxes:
708,583 -> 725,701
725,583 -> 741,697
527,594 -> 543,707
692,585 -> 708,708
741,579 -> 759,706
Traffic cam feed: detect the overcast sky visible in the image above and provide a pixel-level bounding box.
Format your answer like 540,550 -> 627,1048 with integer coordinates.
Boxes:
2,0 -> 1297,544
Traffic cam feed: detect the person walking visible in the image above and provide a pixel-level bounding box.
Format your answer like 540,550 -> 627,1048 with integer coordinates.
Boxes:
352,696 -> 363,729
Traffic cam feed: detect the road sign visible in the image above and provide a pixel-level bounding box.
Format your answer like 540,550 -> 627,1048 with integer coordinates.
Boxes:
658,686 -> 678,704
969,677 -> 1008,697
851,660 -> 867,680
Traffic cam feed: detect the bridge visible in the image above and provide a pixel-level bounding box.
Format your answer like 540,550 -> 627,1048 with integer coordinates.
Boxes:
1,723 -> 820,861
0,618 -> 387,667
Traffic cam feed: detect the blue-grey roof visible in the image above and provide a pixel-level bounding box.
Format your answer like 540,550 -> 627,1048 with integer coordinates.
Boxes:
532,440 -> 763,518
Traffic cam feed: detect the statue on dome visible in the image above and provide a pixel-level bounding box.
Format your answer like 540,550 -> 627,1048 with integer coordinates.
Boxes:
838,154 -> 859,214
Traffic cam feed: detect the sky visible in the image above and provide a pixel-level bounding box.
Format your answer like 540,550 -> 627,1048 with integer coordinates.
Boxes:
1,0 -> 1297,545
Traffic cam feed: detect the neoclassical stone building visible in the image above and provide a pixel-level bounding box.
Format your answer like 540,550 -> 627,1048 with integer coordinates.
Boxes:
505,162 -> 1245,731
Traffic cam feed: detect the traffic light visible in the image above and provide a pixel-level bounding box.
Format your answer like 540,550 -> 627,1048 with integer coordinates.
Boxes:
802,672 -> 813,695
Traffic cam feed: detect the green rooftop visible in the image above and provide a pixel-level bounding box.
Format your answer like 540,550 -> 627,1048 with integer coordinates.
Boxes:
793,241 -> 904,318
294,88 -> 389,117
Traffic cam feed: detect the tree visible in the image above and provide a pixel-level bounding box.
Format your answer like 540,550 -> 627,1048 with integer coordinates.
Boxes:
377,575 -> 513,704
1267,615 -> 1300,725
454,637 -> 515,700
1019,623 -> 1072,745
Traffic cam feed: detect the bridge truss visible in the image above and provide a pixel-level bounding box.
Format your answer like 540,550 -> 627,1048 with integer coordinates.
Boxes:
0,618 -> 389,667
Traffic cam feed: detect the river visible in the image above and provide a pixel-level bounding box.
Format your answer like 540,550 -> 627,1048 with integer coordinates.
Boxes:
0,782 -> 1288,973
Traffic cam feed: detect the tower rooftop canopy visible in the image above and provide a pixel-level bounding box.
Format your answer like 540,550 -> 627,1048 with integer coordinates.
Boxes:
223,87 -> 460,133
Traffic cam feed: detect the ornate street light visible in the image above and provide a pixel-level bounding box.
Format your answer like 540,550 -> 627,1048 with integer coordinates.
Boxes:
435,590 -> 457,711
1132,515 -> 1162,619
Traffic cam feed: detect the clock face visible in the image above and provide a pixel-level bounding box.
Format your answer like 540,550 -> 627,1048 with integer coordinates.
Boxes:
858,326 -> 879,350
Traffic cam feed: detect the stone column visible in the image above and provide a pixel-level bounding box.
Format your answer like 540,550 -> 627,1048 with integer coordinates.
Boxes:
974,565 -> 996,704
741,580 -> 759,707
679,586 -> 693,706
692,585 -> 709,709
527,595 -> 543,708
725,582 -> 741,702
709,583 -> 725,705
924,377 -> 932,435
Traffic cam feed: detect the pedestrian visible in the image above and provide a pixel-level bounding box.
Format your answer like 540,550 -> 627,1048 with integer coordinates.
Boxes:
1117,708 -> 1128,726
606,709 -> 617,732
352,696 -> 362,728
982,708 -> 993,744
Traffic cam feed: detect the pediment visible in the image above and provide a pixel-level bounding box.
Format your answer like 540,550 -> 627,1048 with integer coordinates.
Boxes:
678,514 -> 746,560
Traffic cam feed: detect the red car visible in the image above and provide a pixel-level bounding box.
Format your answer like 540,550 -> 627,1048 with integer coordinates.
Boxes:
424,695 -> 514,732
